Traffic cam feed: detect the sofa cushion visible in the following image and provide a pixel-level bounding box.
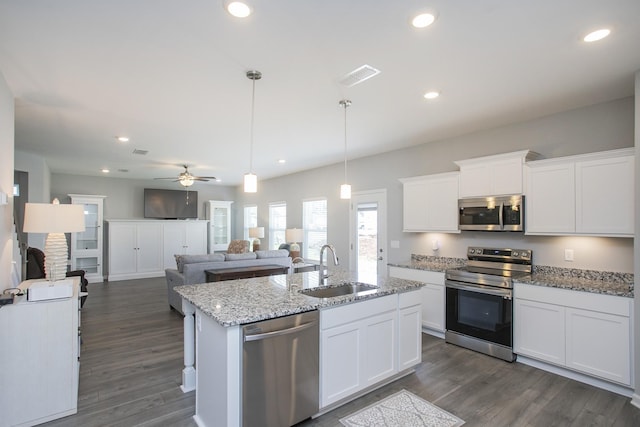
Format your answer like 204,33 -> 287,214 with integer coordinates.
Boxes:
175,253 -> 225,273
256,249 -> 290,259
225,252 -> 257,261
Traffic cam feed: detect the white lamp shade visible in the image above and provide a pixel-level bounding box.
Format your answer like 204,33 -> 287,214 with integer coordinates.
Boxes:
23,202 -> 86,233
285,228 -> 304,243
249,226 -> 264,239
244,173 -> 257,193
340,184 -> 352,199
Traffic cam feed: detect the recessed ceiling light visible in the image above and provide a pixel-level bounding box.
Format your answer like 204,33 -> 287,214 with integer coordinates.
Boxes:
278,159 -> 286,164
424,91 -> 440,99
226,1 -> 252,18
583,28 -> 610,42
216,178 -> 222,182
412,13 -> 436,28
101,168 -> 110,173
116,136 -> 129,142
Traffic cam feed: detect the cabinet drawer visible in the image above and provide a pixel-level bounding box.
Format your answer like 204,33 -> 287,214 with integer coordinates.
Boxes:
321,295 -> 396,330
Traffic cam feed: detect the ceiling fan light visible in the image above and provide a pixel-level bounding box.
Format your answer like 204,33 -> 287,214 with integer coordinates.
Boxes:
244,173 -> 257,193
340,184 -> 352,200
179,176 -> 195,187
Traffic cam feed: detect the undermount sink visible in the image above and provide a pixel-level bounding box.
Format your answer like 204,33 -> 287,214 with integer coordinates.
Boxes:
299,282 -> 378,299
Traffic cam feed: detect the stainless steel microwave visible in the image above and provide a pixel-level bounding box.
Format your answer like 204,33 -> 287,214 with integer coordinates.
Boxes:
458,195 -> 524,231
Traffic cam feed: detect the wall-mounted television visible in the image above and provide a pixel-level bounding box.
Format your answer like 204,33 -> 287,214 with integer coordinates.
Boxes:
144,188 -> 198,219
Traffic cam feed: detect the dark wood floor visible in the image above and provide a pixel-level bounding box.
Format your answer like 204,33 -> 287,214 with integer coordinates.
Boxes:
43,277 -> 640,427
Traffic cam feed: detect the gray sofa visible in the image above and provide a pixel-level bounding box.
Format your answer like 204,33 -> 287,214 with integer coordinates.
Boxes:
166,250 -> 292,314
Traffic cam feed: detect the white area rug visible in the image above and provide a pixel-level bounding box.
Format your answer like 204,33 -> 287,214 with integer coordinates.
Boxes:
339,389 -> 465,427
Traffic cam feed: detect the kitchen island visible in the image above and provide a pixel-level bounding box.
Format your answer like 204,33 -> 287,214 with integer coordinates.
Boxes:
175,269 -> 424,427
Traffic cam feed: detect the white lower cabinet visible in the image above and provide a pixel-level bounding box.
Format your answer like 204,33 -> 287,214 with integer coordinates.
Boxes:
514,283 -> 632,386
389,267 -> 444,336
162,221 -> 208,269
320,291 -> 421,408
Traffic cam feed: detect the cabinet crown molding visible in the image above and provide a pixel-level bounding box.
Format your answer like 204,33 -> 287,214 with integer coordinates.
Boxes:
454,149 -> 542,168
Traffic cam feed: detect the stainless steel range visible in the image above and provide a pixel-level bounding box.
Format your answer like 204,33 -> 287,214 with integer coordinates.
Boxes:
445,247 -> 532,362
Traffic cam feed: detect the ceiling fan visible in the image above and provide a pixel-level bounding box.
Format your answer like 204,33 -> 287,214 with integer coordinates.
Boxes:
154,165 -> 216,187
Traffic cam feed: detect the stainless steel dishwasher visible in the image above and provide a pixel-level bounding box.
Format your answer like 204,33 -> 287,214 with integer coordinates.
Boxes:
242,310 -> 319,427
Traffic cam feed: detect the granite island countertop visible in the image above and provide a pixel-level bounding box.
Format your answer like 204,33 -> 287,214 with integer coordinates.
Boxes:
174,269 -> 424,327
389,254 -> 634,298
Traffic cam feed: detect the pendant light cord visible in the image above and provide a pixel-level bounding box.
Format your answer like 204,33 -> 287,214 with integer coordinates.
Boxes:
249,76 -> 256,174
343,103 -> 348,183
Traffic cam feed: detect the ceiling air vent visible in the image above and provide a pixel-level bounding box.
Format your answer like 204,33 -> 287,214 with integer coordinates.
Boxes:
340,64 -> 381,87
117,169 -> 129,173
132,149 -> 148,155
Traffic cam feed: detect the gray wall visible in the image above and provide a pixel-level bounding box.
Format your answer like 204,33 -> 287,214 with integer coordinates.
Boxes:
50,174 -> 237,223
233,96 -> 635,273
0,71 -> 15,291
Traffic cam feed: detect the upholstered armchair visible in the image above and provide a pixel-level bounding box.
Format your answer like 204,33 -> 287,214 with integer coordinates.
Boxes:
227,239 -> 250,254
26,247 -> 89,307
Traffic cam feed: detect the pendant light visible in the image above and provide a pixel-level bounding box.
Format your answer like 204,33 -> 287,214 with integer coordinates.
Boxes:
244,70 -> 261,193
339,99 -> 352,199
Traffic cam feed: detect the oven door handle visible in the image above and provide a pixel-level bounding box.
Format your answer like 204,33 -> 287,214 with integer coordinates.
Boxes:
499,202 -> 504,230
445,280 -> 512,299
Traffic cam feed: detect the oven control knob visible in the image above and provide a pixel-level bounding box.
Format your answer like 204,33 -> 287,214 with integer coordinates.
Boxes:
521,252 -> 529,258
512,251 -> 519,257
470,248 -> 476,254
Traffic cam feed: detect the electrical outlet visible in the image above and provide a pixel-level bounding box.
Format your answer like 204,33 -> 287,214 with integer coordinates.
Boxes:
390,240 -> 400,249
564,249 -> 574,262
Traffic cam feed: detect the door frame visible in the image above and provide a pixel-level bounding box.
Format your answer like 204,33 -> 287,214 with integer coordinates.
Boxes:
349,189 -> 388,278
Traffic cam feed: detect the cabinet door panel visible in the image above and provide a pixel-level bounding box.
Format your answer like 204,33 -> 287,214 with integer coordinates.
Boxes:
422,283 -> 445,332
363,312 -> 396,386
185,222 -> 208,254
575,156 -> 634,235
402,179 -> 429,231
163,223 -> 186,269
109,224 -> 137,275
398,305 -> 422,370
136,223 -> 163,273
565,308 -> 630,385
525,163 -> 575,233
321,324 -> 360,406
514,299 -> 565,365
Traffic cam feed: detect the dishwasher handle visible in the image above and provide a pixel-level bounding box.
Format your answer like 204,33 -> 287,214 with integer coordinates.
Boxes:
244,321 -> 317,342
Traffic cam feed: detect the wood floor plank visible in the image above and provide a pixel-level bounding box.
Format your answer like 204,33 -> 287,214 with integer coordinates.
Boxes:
41,277 -> 640,427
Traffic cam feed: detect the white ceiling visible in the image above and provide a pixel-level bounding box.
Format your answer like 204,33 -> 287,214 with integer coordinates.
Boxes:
1,0 -> 639,186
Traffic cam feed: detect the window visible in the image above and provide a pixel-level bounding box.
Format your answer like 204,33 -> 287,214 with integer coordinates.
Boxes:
303,198 -> 327,261
269,202 -> 286,249
243,205 -> 257,240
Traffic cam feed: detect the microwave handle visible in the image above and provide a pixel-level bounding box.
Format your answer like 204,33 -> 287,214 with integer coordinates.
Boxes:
499,202 -> 504,229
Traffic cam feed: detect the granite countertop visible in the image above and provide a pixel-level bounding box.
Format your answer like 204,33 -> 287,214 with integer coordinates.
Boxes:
516,266 -> 634,298
388,255 -> 467,273
389,254 -> 634,298
174,269 -> 424,327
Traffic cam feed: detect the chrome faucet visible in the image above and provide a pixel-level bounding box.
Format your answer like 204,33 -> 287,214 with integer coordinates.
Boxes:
319,244 -> 339,281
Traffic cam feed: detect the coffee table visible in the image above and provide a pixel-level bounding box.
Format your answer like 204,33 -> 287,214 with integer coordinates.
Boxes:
205,264 -> 289,282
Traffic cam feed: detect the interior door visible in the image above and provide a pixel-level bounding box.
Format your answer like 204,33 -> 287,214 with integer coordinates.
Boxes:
350,190 -> 387,283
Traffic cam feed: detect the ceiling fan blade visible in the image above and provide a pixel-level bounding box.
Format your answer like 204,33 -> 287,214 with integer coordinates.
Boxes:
154,177 -> 177,180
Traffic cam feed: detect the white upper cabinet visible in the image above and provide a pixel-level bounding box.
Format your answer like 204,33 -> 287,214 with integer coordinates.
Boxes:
400,172 -> 459,233
525,148 -> 634,237
455,150 -> 541,198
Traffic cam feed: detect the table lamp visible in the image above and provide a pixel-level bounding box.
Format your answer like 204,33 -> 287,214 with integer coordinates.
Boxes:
23,198 -> 86,281
249,226 -> 264,251
285,228 -> 304,262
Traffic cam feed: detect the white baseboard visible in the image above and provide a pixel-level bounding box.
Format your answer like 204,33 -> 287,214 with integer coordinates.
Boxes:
630,393 -> 640,409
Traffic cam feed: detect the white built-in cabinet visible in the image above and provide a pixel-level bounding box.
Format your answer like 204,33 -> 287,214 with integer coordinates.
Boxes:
0,278 -> 80,426
205,200 -> 233,252
69,194 -> 106,283
455,150 -> 541,198
162,221 -> 208,269
514,283 -> 632,386
320,290 -> 421,408
389,267 -> 445,337
400,172 -> 459,232
525,148 -> 634,236
108,219 -> 209,281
